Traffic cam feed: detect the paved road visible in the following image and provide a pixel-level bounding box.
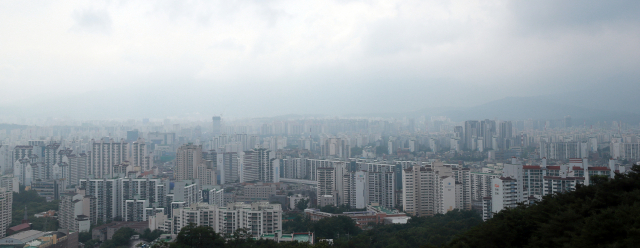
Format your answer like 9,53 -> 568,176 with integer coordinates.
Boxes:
130,239 -> 147,248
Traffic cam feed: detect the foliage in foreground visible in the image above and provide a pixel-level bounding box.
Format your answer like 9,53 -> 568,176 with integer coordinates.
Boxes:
445,165 -> 640,248
333,210 -> 482,248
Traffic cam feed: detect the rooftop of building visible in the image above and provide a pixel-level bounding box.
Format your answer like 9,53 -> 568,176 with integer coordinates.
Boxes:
8,223 -> 31,232
2,230 -> 45,243
367,204 -> 401,215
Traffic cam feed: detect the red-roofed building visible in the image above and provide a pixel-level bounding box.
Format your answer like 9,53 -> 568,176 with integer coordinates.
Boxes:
6,223 -> 31,236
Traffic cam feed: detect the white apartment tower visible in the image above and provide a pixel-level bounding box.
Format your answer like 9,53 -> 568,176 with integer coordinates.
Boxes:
0,188 -> 12,238
316,167 -> 336,206
90,138 -> 128,178
58,192 -> 90,232
175,144 -> 203,181
242,148 -> 277,183
131,138 -> 148,170
402,166 -> 436,216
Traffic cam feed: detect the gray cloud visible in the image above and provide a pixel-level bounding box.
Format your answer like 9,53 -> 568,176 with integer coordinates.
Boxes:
0,0 -> 639,119
71,9 -> 112,34
509,0 -> 640,32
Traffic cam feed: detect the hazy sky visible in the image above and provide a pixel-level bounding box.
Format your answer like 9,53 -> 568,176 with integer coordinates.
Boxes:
1,0 -> 639,119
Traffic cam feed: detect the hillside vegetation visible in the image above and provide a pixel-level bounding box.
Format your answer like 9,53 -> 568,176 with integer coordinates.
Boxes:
446,166 -> 640,248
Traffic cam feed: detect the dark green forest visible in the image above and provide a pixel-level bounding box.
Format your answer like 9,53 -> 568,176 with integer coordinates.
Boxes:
157,165 -> 640,248
12,187 -> 59,231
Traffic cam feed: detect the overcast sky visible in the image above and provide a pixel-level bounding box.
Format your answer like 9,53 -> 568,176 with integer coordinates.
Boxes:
1,0 -> 639,119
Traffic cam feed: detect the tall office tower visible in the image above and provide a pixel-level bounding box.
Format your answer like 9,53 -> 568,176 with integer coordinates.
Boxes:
454,126 -> 463,139
131,138 -> 148,170
464,121 -> 480,150
0,188 -> 12,238
175,144 -> 203,181
316,167 -> 336,207
242,148 -> 276,183
212,116 -> 222,136
59,192 -> 90,232
402,166 -> 436,216
223,152 -> 239,184
408,118 -> 416,133
90,138 -> 128,178
499,121 -> 513,150
481,120 -> 496,150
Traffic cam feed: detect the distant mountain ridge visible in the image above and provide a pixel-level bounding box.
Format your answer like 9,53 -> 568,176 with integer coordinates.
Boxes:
439,96 -> 640,123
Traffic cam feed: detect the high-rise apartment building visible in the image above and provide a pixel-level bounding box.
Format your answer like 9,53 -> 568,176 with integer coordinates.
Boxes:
212,116 -> 222,136
175,144 -> 203,181
316,167 -> 336,207
0,188 -> 12,238
464,121 -> 480,150
66,152 -> 89,187
131,138 -> 148,170
58,192 -> 90,232
151,202 -> 282,237
222,152 -> 239,184
197,160 -> 217,186
80,178 -> 121,223
402,166 -> 436,216
343,171 -> 396,209
242,148 -> 277,183
539,141 -> 588,160
90,138 -> 128,178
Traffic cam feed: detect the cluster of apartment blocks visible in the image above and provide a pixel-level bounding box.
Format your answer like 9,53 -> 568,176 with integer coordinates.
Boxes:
304,155 -> 632,222
402,162 -> 472,216
479,157 -> 629,221
148,202 -> 282,237
57,176 -> 283,238
12,138 -> 152,192
303,158 -> 473,215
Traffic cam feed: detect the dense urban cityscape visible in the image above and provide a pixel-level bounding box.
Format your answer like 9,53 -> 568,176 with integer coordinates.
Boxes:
0,115 -> 637,247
